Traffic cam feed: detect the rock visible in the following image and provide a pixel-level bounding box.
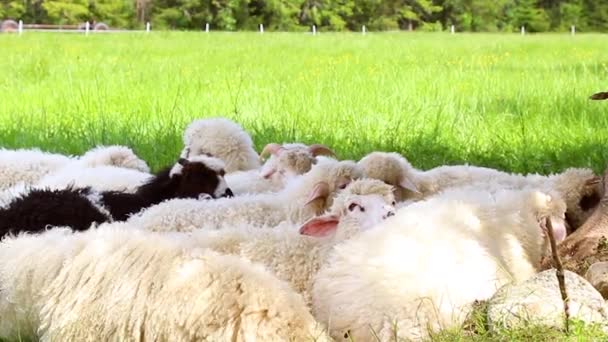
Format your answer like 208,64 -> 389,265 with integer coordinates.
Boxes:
585,262 -> 608,299
487,269 -> 608,331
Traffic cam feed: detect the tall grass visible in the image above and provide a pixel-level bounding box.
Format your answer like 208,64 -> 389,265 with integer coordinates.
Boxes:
0,32 -> 606,172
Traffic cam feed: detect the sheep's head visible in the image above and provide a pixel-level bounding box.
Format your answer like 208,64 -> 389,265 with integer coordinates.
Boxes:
303,159 -> 365,213
358,151 -> 420,202
169,155 -> 233,199
182,117 -> 260,172
299,179 -> 396,241
553,168 -> 603,232
259,142 -> 337,181
526,190 -> 568,245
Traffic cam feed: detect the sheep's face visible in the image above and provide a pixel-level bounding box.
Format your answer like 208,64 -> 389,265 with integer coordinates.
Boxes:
171,156 -> 233,199
299,193 -> 395,239
342,194 -> 396,232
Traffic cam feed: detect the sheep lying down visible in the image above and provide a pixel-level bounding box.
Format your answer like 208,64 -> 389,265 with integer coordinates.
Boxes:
177,178 -> 396,305
226,142 -> 336,195
0,145 -> 150,191
358,151 -> 600,231
313,187 -> 567,341
128,157 -> 364,232
0,155 -> 232,237
0,223 -> 330,342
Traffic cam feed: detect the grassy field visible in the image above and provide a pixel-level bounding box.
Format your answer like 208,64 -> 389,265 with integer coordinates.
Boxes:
0,32 -> 607,341
0,32 -> 607,174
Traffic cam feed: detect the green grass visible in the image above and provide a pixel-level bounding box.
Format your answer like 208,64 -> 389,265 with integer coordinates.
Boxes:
0,32 -> 607,341
0,32 -> 607,173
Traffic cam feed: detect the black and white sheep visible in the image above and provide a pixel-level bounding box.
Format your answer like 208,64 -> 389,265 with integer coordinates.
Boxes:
0,155 -> 232,236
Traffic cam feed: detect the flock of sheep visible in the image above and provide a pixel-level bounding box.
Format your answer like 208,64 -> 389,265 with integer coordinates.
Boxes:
0,117 -> 606,341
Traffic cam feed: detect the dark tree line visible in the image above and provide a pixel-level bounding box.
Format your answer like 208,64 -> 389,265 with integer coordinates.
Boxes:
2,0 -> 607,31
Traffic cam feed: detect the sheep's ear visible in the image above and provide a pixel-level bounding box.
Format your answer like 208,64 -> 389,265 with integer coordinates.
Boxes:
259,143 -> 283,161
299,215 -> 340,237
305,182 -> 330,206
260,167 -> 277,179
398,176 -> 420,194
542,216 -> 567,243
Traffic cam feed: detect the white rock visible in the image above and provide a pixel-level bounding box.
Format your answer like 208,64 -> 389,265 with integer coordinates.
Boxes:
585,262 -> 608,299
488,269 -> 608,331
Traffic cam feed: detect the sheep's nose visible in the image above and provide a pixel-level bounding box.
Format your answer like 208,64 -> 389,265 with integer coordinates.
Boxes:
385,211 -> 395,218
224,188 -> 234,198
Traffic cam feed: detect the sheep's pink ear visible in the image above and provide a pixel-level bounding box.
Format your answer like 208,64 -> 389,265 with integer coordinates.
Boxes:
305,182 -> 330,206
398,176 -> 420,194
259,143 -> 283,161
260,167 -> 277,179
299,215 -> 340,237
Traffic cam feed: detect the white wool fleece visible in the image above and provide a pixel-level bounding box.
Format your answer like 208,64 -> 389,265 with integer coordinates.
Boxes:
128,157 -> 364,232
181,117 -> 260,173
312,187 -> 567,342
0,223 -> 331,342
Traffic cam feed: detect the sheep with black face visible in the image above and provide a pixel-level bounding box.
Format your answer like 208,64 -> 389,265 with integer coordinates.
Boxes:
0,155 -> 232,237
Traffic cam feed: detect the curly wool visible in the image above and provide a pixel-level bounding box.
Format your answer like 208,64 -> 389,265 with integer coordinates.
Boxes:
182,117 -> 260,173
128,157 -> 364,232
312,188 -> 567,342
0,224 -> 330,342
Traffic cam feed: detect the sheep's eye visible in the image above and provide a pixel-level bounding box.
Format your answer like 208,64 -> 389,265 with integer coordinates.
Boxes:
359,206 -> 365,212
219,170 -> 226,177
339,183 -> 348,190
391,201 -> 396,206
348,203 -> 358,212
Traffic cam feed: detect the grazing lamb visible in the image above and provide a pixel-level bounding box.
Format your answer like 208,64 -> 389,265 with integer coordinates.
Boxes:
181,117 -> 260,172
0,225 -> 330,341
0,155 -> 232,236
312,187 -> 567,341
226,142 -> 337,195
183,179 -> 395,305
359,151 -> 600,231
128,157 -> 364,232
0,145 -> 149,190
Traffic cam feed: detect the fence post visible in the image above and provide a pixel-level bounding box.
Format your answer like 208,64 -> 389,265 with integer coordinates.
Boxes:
205,23 -> 209,33
85,21 -> 90,35
571,25 -> 575,35
521,26 -> 525,35
259,23 -> 264,33
146,22 -> 151,33
450,25 -> 455,34
18,20 -> 23,35
312,25 -> 316,35
362,25 -> 366,34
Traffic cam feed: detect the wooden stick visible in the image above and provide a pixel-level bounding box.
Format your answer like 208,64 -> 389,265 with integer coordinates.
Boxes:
546,217 -> 570,333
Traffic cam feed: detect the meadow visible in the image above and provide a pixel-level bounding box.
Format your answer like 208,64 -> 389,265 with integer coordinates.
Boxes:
0,32 -> 607,174
0,31 -> 608,341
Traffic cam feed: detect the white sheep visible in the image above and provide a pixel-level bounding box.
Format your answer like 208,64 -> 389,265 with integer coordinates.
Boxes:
312,187 -> 567,341
226,142 -> 337,195
35,165 -> 152,193
182,179 -> 396,305
181,117 -> 260,173
0,224 -> 330,341
128,157 -> 364,232
0,145 -> 150,191
358,151 -> 600,230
